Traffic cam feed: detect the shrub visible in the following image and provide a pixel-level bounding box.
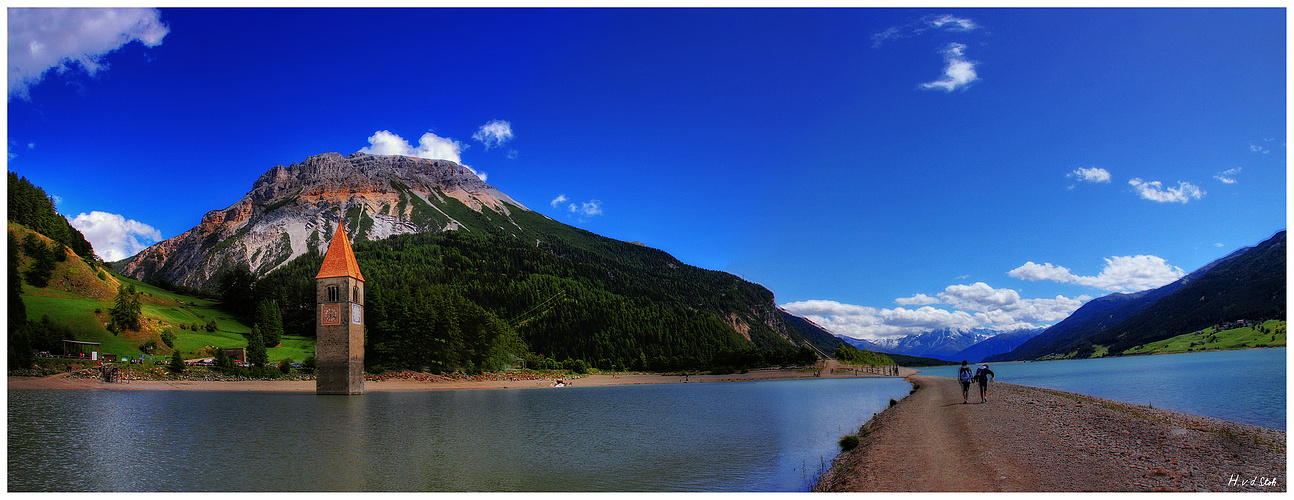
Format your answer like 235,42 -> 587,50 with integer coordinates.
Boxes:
562,358 -> 590,375
302,355 -> 316,374
839,434 -> 860,451
279,358 -> 293,374
159,330 -> 176,348
889,398 -> 898,407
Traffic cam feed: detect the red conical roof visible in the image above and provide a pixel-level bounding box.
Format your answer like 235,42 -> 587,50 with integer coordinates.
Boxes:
315,223 -> 365,281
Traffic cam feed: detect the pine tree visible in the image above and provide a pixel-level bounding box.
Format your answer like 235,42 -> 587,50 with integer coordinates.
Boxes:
254,299 -> 283,347
109,284 -> 142,333
247,325 -> 268,368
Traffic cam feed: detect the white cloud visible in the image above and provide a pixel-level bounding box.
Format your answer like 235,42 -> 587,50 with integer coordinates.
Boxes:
929,14 -> 979,31
569,200 -> 603,219
1214,167 -> 1241,184
472,120 -> 514,150
1009,255 -> 1185,292
1128,178 -> 1204,203
68,211 -> 162,261
920,43 -> 978,92
782,282 -> 1087,341
938,282 -> 1021,312
8,8 -> 169,101
552,195 -> 603,221
871,14 -> 980,48
894,293 -> 940,306
1068,167 -> 1111,183
1249,143 -> 1270,154
359,130 -> 488,182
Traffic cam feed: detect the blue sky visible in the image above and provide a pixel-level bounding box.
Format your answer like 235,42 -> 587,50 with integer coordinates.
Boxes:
7,8 -> 1286,341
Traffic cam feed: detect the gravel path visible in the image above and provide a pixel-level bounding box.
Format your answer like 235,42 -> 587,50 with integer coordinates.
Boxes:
814,375 -> 1285,492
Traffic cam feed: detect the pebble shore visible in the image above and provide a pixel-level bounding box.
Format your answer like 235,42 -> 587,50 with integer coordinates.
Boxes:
815,375 -> 1286,492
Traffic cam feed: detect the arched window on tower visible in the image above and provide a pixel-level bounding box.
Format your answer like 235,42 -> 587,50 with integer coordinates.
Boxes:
327,285 -> 340,302
353,286 -> 360,303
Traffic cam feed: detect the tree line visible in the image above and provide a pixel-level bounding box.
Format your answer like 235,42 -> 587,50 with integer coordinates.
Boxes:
243,225 -> 816,374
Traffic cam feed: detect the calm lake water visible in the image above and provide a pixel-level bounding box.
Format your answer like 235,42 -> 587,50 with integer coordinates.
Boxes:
9,377 -> 911,492
920,348 -> 1286,430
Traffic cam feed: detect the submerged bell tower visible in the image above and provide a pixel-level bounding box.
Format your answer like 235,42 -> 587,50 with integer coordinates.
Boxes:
315,223 -> 365,395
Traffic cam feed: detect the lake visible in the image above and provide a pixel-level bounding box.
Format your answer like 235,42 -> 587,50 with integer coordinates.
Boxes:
8,376 -> 911,492
919,348 -> 1286,430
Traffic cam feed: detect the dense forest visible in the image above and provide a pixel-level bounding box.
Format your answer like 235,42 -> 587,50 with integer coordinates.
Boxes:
246,219 -> 818,374
8,173 -> 95,260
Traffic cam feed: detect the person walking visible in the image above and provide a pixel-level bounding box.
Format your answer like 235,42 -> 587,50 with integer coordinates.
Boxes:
974,364 -> 995,403
957,360 -> 973,404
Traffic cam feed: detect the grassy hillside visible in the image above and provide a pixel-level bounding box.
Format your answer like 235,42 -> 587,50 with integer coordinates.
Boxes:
1122,320 -> 1286,355
12,223 -> 310,364
19,273 -> 313,363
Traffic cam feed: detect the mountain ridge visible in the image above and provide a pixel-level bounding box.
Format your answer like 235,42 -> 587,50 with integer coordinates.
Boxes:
122,152 -> 529,289
986,230 -> 1286,361
122,152 -> 826,372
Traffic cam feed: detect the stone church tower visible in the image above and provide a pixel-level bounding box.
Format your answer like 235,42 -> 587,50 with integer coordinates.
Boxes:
315,223 -> 365,395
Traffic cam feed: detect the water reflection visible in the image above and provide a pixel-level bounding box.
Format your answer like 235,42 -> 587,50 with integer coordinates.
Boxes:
9,377 -> 911,492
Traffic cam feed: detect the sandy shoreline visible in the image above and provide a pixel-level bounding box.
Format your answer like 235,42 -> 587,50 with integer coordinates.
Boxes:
814,375 -> 1286,492
7,361 -> 918,392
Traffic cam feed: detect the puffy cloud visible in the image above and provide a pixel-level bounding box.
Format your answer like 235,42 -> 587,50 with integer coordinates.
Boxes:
1128,178 -> 1205,203
472,120 -> 514,150
894,293 -> 940,306
68,211 -> 162,261
8,8 -> 169,101
920,43 -> 978,92
359,130 -> 487,181
782,282 -> 1087,341
1008,261 -> 1074,282
938,282 -> 1021,312
361,130 -> 461,162
1009,255 -> 1185,292
550,194 -> 569,208
1249,143 -> 1270,154
1068,167 -> 1111,183
1214,167 -> 1241,184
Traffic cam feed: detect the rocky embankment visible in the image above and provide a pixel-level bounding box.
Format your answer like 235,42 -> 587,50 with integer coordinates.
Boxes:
814,375 -> 1285,492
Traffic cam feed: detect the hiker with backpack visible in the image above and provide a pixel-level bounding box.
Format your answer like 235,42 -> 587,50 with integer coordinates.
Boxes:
957,360 -> 973,404
974,364 -> 995,403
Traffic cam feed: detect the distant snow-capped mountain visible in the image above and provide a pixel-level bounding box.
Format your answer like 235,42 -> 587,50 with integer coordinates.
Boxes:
839,327 -> 1043,362
870,328 -> 993,360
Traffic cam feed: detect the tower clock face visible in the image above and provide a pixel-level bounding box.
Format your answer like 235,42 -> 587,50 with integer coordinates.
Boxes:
351,303 -> 362,325
321,303 -> 341,326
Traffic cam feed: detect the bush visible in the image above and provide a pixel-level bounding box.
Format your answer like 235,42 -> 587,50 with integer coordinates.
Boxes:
159,330 -> 176,348
279,358 -> 293,374
562,358 -> 590,374
839,434 -> 860,451
302,355 -> 316,374
889,398 -> 898,407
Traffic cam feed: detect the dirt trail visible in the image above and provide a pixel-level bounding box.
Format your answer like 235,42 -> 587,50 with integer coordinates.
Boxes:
815,375 -> 1286,492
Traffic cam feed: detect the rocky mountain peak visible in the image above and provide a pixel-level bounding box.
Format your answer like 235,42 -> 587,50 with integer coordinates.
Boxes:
122,152 -> 530,289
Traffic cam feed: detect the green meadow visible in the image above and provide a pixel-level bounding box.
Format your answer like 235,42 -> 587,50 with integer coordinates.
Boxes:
1123,319 -> 1286,355
21,272 -> 314,364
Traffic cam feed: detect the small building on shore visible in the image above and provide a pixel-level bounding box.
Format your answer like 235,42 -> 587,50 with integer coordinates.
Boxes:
61,340 -> 100,360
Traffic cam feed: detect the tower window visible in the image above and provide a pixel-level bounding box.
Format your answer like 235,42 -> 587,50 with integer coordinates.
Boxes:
353,286 -> 360,302
327,285 -> 340,302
